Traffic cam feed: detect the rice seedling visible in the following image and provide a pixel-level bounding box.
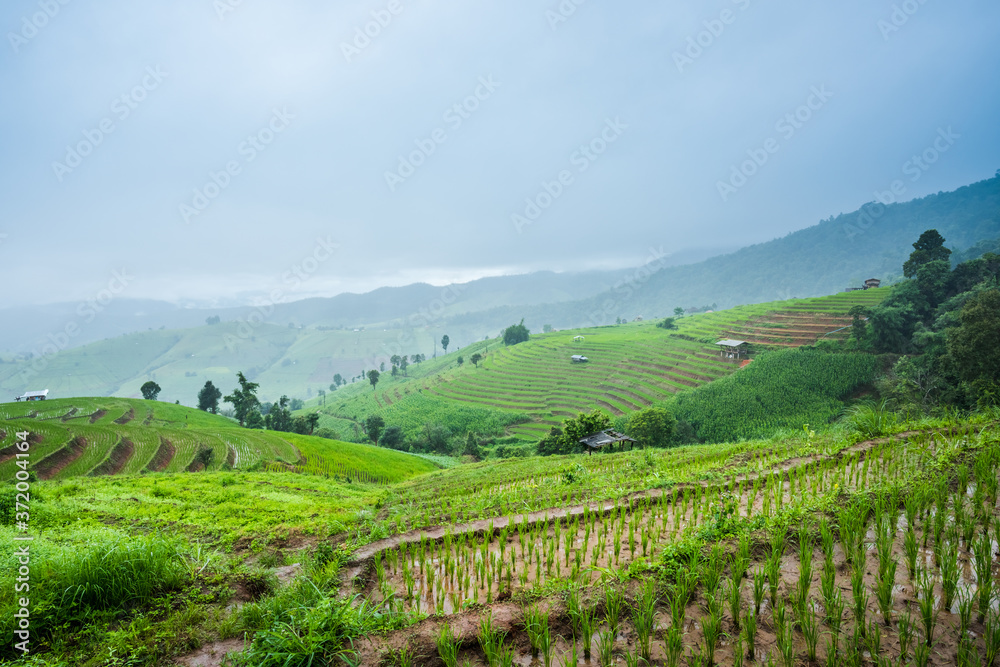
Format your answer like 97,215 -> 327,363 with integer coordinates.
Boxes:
436,624 -> 460,667
753,566 -> 766,616
898,610 -> 914,666
728,577 -> 742,631
633,579 -> 657,663
957,587 -> 974,638
524,606 -> 546,660
874,555 -> 897,625
913,641 -> 930,667
850,560 -> 869,633
665,626 -> 684,667
743,598 -> 758,660
917,569 -> 937,647
940,540 -> 959,609
701,601 -> 722,666
596,628 -> 616,667
604,586 -> 625,636
974,532 -> 994,623
824,633 -> 839,667
903,526 -> 918,580
799,600 -> 819,663
985,609 -> 1000,667
560,640 -> 579,667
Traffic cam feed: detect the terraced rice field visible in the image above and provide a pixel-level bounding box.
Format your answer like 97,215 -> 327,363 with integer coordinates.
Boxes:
0,397 -> 435,482
329,290 -> 889,439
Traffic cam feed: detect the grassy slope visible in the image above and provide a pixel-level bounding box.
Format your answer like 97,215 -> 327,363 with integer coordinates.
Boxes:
0,397 -> 437,482
310,290 -> 889,440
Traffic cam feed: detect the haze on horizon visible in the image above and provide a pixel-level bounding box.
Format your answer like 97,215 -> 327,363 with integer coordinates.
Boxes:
1,0 -> 997,308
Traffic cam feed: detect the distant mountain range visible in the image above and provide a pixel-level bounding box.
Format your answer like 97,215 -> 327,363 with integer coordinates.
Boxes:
1,174 -> 997,401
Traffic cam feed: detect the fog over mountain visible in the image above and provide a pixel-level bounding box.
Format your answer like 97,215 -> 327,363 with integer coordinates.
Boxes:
1,1 -> 997,311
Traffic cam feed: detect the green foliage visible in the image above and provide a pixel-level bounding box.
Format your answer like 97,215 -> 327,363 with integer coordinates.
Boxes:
846,399 -> 899,439
140,381 -> 161,401
224,372 -> 261,427
669,349 -> 879,442
656,317 -> 678,329
903,229 -> 951,278
197,380 -> 222,413
363,414 -> 385,444
537,409 -> 611,456
947,289 -> 1000,406
626,407 -> 676,448
502,319 -> 530,346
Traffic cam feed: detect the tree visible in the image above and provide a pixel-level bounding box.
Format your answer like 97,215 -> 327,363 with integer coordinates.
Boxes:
364,414 -> 386,444
399,357 -> 409,376
947,289 -> 1000,406
140,381 -> 161,401
543,324 -> 553,333
246,409 -> 265,429
673,307 -> 685,318
224,371 -> 261,427
502,319 -> 530,346
333,373 -> 343,388
390,354 -> 401,370
205,315 -> 221,325
463,432 -> 482,459
266,396 -> 292,432
848,305 -> 869,345
318,388 -> 326,405
537,410 -> 611,456
626,407 -> 676,448
457,356 -> 464,366
380,425 -> 405,450
903,229 -> 951,278
656,317 -> 677,330
441,335 -> 450,354
197,380 -> 222,413
380,361 -> 386,372
470,353 -> 482,368
367,369 -> 380,391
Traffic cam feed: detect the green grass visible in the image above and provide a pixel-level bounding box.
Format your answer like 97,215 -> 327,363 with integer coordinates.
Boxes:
667,348 -> 883,442
0,398 -> 436,483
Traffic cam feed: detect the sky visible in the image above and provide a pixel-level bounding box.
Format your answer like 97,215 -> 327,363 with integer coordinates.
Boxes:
1,0 -> 998,308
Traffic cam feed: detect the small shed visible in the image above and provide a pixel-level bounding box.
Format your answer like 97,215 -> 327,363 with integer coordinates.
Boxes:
864,278 -> 881,289
571,355 -> 589,363
578,429 -> 638,455
715,339 -> 748,360
16,389 -> 49,402
573,335 -> 585,342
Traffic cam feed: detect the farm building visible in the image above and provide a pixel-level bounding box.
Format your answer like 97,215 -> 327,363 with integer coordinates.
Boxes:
715,339 -> 748,360
578,429 -> 637,455
571,355 -> 589,363
15,389 -> 49,402
845,278 -> 882,292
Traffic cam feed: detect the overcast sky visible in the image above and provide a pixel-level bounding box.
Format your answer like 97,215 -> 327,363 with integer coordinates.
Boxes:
1,0 -> 997,307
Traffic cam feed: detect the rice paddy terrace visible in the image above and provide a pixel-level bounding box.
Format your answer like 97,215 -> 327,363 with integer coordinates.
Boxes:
0,397 -> 436,483
325,290 -> 889,440
344,416 -> 1000,667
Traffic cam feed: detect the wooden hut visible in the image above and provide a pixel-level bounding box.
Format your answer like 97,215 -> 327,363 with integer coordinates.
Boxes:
578,429 -> 638,455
